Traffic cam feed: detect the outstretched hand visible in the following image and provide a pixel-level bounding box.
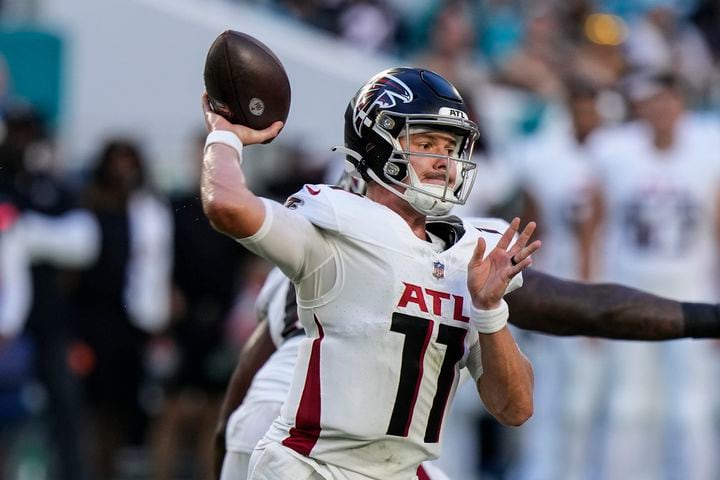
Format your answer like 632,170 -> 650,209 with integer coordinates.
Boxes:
202,92 -> 283,146
468,218 -> 541,310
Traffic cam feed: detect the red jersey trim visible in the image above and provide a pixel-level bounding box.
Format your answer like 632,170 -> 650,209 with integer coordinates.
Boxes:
282,315 -> 324,456
417,465 -> 431,480
305,185 -> 321,196
0,203 -> 19,232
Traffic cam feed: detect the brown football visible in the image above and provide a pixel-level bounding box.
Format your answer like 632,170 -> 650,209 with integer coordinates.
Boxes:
203,30 -> 291,131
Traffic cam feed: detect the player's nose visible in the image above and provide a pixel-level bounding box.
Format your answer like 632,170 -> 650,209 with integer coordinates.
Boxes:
433,155 -> 449,171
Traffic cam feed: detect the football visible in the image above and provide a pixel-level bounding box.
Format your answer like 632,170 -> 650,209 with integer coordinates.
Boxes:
203,30 -> 291,131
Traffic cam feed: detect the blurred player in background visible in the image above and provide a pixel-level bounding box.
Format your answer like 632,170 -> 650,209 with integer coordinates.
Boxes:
150,131 -> 251,480
0,106 -> 99,480
589,71 -> 720,480
510,76 -> 606,479
72,139 -> 172,480
202,67 -> 539,480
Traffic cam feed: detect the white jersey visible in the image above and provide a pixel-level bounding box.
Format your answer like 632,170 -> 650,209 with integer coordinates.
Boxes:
226,267 -> 304,455
237,185 -> 522,479
0,207 -> 99,338
0,208 -> 31,338
227,267 -> 456,480
226,266 -> 302,453
589,115 -> 720,301
515,126 -> 597,280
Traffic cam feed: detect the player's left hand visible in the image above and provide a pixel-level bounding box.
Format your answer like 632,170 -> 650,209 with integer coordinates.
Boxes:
468,217 -> 541,310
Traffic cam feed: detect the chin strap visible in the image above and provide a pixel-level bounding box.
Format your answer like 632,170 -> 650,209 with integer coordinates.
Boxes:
365,166 -> 455,216
405,165 -> 456,216
405,187 -> 454,216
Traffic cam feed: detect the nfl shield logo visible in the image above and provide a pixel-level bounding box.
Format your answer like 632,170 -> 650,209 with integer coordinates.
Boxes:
432,261 -> 445,279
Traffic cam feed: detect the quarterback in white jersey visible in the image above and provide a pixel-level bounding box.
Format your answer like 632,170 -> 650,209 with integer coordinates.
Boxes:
201,67 -> 539,479
222,266 -> 450,480
221,216 -> 516,480
243,186 -> 528,479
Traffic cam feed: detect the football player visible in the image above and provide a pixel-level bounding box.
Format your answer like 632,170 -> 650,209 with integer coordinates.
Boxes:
213,232 -> 720,480
202,67 -> 539,479
587,71 -> 720,480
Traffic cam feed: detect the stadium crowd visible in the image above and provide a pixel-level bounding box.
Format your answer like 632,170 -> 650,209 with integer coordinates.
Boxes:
1,0 -> 719,479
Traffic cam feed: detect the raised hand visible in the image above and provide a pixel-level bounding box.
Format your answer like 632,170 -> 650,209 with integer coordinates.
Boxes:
202,92 -> 283,146
468,218 -> 541,310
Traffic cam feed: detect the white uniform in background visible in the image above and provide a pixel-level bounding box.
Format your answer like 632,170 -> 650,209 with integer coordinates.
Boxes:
0,206 -> 32,339
589,115 -> 720,480
222,268 -> 303,479
514,126 -> 596,279
0,208 -> 99,338
510,125 -> 607,480
228,183 -> 522,480
592,117 -> 720,301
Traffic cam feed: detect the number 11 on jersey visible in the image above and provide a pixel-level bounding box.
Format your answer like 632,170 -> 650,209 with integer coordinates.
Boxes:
386,312 -> 467,442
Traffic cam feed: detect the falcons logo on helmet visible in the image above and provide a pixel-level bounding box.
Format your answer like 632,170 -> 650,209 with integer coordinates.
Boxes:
353,74 -> 414,135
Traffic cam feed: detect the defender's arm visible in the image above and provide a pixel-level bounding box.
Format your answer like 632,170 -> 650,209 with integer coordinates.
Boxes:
506,268 -> 720,339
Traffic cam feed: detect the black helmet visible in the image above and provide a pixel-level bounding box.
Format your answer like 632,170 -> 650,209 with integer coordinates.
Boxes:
334,67 -> 479,216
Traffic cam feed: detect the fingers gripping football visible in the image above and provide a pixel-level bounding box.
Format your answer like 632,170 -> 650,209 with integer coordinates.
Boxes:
467,218 -> 541,310
202,93 -> 283,146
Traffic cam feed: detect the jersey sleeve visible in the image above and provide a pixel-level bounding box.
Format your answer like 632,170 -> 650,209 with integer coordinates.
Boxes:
0,225 -> 32,338
236,197 -> 334,283
283,184 -> 343,233
238,187 -> 346,303
22,210 -> 100,267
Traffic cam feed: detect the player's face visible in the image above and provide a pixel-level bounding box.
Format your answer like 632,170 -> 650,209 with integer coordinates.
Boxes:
569,96 -> 601,140
400,131 -> 459,188
106,152 -> 143,193
634,88 -> 683,132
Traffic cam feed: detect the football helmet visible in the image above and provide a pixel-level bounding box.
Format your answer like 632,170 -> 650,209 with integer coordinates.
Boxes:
333,67 -> 480,216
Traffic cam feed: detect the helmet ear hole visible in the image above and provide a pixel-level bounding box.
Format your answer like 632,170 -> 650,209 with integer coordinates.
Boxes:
376,111 -> 407,138
384,160 -> 407,181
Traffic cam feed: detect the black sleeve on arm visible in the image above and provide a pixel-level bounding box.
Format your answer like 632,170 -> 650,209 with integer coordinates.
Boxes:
505,268 -> 700,340
681,302 -> 720,338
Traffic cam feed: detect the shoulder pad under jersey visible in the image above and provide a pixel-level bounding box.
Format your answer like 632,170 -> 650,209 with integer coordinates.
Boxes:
283,184 -> 371,234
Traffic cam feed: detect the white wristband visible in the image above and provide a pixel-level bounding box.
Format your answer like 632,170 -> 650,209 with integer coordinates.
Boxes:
470,299 -> 509,334
205,130 -> 244,164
